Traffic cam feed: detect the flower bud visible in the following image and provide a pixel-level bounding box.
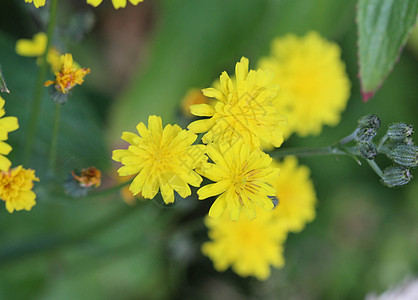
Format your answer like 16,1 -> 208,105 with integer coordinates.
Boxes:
358,141 -> 377,160
391,145 -> 418,168
356,115 -> 381,142
358,114 -> 381,129
387,123 -> 414,141
381,166 -> 412,187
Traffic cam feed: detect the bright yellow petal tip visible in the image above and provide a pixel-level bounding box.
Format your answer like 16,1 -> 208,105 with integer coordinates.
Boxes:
188,57 -> 286,150
15,32 -> 47,57
112,115 -> 207,204
87,0 -> 144,9
0,166 -> 39,213
259,31 -> 351,137
0,96 -> 19,172
24,0 -> 46,8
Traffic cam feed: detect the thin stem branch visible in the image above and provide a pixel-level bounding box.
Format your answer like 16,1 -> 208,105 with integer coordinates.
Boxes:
48,103 -> 61,173
367,160 -> 383,178
268,145 -> 352,159
24,0 -> 59,165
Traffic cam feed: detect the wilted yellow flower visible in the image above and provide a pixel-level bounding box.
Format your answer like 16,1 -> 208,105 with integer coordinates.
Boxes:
270,156 -> 316,232
259,32 -> 350,137
16,33 -> 71,73
87,0 -> 144,9
112,115 -> 206,204
24,0 -> 46,8
0,96 -> 19,172
44,54 -> 90,94
197,141 -> 279,221
0,166 -> 39,213
188,57 -> 286,150
202,207 -> 287,280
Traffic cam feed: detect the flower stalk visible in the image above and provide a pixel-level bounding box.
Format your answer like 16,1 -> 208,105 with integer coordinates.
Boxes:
24,0 -> 59,165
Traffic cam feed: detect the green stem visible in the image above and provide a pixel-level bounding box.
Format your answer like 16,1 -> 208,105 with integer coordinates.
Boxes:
367,160 -> 383,178
24,0 -> 59,165
268,145 -> 355,159
48,103 -> 61,173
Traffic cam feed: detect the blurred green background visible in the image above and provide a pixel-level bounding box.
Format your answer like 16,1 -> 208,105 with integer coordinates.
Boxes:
0,0 -> 417,299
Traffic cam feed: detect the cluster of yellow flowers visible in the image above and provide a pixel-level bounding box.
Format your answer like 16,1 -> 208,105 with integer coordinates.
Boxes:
17,0 -> 350,280
113,31 -> 349,279
0,96 -> 39,213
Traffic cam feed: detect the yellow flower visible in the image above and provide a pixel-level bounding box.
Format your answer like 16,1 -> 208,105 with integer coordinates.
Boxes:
112,115 -> 206,204
86,0 -> 144,9
0,96 -> 19,172
44,54 -> 90,94
270,157 -> 316,232
197,141 -> 279,221
188,57 -> 286,150
16,33 -> 65,73
202,207 -> 287,280
24,0 -> 46,8
259,32 -> 350,137
0,166 -> 39,213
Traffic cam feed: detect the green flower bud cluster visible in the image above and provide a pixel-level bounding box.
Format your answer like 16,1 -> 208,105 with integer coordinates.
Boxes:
380,123 -> 416,187
355,115 -> 380,160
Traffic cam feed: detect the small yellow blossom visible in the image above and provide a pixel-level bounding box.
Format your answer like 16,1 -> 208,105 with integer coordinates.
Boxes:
197,141 -> 279,221
181,89 -> 210,117
87,0 -> 144,9
16,33 -> 65,73
44,54 -> 90,94
259,32 -> 350,137
270,157 -> 317,232
25,0 -> 46,8
188,57 -> 286,150
112,115 -> 206,204
0,166 -> 39,213
0,96 -> 19,172
202,207 -> 287,280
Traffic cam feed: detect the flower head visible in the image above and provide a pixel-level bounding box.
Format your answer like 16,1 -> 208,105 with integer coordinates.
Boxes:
197,141 -> 279,221
270,157 -> 316,232
0,96 -> 19,171
202,207 -> 287,280
259,32 -> 350,137
87,0 -> 144,9
44,54 -> 90,94
188,57 -> 286,149
0,166 -> 39,213
112,115 -> 206,204
25,0 -> 45,8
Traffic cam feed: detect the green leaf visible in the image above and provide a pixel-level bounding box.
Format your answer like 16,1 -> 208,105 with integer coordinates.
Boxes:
357,0 -> 418,101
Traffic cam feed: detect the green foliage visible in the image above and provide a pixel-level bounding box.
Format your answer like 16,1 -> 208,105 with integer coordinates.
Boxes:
357,0 -> 418,100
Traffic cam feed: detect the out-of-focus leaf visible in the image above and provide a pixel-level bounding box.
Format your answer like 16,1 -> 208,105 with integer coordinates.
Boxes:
357,0 -> 418,101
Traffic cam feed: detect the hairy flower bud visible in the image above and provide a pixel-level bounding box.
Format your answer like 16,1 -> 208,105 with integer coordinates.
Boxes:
387,123 -> 414,141
356,114 -> 381,142
391,145 -> 418,168
381,166 -> 412,187
358,141 -> 378,160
